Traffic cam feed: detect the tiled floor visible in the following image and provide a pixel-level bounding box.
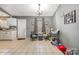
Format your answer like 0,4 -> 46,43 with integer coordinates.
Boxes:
0,39 -> 63,55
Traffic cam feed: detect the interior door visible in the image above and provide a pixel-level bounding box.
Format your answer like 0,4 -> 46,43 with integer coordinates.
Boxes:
17,19 -> 26,39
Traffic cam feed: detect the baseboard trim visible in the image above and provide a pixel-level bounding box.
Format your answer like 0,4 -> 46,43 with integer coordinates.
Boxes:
17,38 -> 25,40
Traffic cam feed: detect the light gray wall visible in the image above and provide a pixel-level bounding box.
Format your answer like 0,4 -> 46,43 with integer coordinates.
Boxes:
26,17 -> 33,37
53,4 -> 79,50
26,16 -> 55,37
52,14 -> 57,30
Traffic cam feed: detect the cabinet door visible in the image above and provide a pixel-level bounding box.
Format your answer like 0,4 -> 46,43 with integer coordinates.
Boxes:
3,31 -> 8,40
11,31 -> 16,40
6,31 -> 11,40
0,31 -> 3,40
7,18 -> 17,26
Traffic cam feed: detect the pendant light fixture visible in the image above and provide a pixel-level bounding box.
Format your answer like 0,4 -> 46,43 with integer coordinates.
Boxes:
36,4 -> 43,16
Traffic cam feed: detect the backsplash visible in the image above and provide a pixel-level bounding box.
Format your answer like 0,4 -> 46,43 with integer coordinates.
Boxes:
0,18 -> 17,30
0,19 -> 9,29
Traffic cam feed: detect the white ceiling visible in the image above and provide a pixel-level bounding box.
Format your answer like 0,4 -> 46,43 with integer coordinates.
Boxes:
0,4 -> 59,16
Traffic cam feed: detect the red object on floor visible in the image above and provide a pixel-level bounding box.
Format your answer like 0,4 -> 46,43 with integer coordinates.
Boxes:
57,45 -> 67,54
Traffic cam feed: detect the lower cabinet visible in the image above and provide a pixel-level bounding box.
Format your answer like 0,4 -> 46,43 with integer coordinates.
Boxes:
11,31 -> 17,40
0,30 -> 16,40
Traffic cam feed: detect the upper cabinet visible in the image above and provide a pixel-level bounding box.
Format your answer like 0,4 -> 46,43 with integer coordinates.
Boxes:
7,18 -> 17,26
0,9 -> 17,29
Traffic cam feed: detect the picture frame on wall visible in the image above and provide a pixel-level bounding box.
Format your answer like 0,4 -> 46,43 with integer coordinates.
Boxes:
64,10 -> 76,24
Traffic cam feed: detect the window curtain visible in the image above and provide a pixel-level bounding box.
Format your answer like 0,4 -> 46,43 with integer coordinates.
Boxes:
34,17 -> 38,34
42,18 -> 46,34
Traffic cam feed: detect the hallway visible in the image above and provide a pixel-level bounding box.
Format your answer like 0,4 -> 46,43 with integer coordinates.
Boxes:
0,39 -> 63,55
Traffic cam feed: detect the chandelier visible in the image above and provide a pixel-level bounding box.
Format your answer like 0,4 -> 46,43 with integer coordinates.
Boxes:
36,4 -> 43,16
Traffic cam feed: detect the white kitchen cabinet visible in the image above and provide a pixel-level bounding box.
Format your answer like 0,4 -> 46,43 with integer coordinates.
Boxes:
4,31 -> 11,40
0,30 -> 17,40
0,31 -> 3,40
11,31 -> 17,40
2,31 -> 7,40
7,18 -> 17,26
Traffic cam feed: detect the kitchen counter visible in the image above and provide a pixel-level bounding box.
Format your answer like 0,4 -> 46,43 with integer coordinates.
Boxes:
0,28 -> 17,41
0,28 -> 16,31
